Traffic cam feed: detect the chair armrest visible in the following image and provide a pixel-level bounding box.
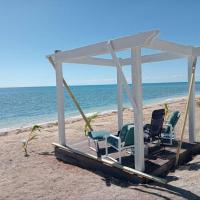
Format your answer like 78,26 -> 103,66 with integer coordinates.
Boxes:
108,134 -> 121,140
143,124 -> 151,134
161,124 -> 173,136
106,134 -> 122,149
162,123 -> 173,131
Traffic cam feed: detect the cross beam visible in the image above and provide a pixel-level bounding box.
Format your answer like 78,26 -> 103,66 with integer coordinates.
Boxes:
64,52 -> 184,66
49,30 -> 159,63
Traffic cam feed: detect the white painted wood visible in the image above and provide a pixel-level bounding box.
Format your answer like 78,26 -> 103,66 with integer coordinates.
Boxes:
55,57 -> 66,146
142,52 -> 184,63
48,33 -> 198,64
148,39 -> 193,56
66,56 -> 115,66
63,52 -> 184,67
188,56 -> 196,143
107,41 -> 137,109
131,47 -> 145,172
117,65 -> 123,130
192,47 -> 200,57
121,52 -> 184,65
49,30 -> 159,63
108,41 -> 144,171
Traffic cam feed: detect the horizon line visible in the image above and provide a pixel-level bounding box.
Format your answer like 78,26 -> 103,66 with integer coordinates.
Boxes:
0,80 -> 199,89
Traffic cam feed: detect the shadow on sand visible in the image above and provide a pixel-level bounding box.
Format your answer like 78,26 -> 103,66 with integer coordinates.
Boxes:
101,174 -> 200,200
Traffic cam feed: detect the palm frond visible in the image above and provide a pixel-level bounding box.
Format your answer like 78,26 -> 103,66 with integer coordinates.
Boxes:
31,125 -> 42,133
84,113 -> 98,135
22,124 -> 42,156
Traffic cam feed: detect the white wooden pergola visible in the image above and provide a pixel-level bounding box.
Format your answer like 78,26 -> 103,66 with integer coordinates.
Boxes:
47,30 -> 200,172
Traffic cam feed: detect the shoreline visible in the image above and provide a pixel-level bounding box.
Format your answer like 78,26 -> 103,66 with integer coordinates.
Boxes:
1,94 -> 200,200
1,95 -> 199,136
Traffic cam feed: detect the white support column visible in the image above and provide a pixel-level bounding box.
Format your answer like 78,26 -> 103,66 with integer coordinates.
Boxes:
117,66 -> 123,131
55,59 -> 66,146
188,56 -> 196,143
131,47 -> 145,171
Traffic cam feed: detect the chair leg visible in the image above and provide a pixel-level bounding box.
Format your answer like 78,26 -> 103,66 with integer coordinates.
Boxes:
119,145 -> 121,164
119,152 -> 121,164
88,137 -> 91,148
170,133 -> 173,145
105,139 -> 108,156
94,140 -> 99,152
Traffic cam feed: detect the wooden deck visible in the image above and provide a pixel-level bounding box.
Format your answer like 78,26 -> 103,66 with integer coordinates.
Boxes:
54,139 -> 200,183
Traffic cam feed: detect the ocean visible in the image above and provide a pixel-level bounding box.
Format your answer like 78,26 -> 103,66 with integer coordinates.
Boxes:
0,82 -> 200,130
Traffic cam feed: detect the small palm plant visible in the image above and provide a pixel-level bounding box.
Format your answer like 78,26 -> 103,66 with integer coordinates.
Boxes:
164,103 -> 170,121
22,125 -> 42,156
84,113 -> 98,135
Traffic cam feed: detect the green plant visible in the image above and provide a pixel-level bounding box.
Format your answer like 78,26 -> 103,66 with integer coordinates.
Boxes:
22,125 -> 42,156
84,113 -> 98,135
164,103 -> 170,121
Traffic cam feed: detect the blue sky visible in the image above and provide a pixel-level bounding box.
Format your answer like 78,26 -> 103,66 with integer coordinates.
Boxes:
0,0 -> 200,87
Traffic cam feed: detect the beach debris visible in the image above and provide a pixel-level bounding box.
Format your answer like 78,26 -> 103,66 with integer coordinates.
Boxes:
22,125 -> 42,156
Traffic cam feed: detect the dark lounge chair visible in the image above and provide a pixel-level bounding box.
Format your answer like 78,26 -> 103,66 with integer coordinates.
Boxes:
143,109 -> 165,143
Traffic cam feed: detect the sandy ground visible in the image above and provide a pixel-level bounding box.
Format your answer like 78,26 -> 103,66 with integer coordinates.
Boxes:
1,97 -> 200,200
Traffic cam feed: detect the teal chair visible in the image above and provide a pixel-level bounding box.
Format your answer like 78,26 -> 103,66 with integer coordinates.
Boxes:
160,111 -> 181,145
105,123 -> 134,164
88,130 -> 110,152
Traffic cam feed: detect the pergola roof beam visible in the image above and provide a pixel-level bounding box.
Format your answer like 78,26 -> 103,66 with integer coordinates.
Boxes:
148,39 -> 194,56
65,57 -> 115,66
65,52 -> 185,67
122,52 -> 184,65
49,30 -> 159,63
192,47 -> 200,57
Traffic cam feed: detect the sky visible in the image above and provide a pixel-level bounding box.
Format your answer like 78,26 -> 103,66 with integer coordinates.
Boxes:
0,0 -> 200,88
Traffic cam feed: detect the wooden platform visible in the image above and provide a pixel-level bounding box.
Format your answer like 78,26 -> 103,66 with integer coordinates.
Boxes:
54,139 -> 200,184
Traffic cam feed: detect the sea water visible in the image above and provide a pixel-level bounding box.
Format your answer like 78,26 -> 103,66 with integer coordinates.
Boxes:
0,82 -> 199,130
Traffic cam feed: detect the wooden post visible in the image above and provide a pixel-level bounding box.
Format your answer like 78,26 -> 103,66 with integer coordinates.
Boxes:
175,57 -> 197,167
117,65 -> 123,130
55,53 -> 66,146
48,56 -> 93,132
188,56 -> 196,143
131,47 -> 145,171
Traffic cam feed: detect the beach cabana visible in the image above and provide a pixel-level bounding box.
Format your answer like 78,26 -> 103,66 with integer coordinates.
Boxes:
47,30 -> 200,172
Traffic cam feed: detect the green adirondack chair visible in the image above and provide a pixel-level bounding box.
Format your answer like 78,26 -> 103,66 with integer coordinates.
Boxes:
160,111 -> 181,145
105,123 -> 134,164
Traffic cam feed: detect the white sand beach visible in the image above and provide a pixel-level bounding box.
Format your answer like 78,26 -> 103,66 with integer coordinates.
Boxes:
0,97 -> 200,200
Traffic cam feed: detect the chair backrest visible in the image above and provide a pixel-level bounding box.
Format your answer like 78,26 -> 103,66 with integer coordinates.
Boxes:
166,111 -> 181,128
119,123 -> 134,146
150,109 -> 165,138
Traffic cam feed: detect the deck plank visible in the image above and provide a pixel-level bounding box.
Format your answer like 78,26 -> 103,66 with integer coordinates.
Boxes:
54,139 -> 200,183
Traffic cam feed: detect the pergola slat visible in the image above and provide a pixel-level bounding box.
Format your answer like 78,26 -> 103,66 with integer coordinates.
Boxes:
148,39 -> 194,56
49,30 -> 159,63
64,52 -> 184,66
